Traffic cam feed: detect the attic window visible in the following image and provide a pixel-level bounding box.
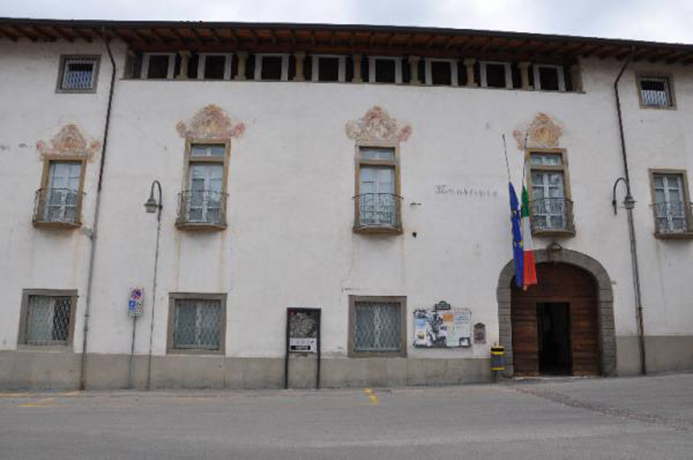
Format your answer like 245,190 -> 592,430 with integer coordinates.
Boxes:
143,53 -> 176,79
638,76 -> 674,108
312,55 -> 345,82
198,54 -> 232,80
368,57 -> 403,84
254,54 -> 289,81
57,56 -> 100,92
424,59 -> 458,86
534,65 -> 565,91
480,61 -> 512,89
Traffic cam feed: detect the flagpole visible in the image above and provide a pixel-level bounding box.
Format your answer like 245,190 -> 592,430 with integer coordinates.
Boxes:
502,134 -> 511,183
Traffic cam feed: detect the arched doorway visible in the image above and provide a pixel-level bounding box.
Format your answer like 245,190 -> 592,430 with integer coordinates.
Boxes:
511,263 -> 600,376
497,248 -> 617,377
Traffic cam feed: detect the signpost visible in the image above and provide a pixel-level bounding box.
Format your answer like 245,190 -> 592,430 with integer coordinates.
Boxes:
284,308 -> 321,389
128,287 -> 144,389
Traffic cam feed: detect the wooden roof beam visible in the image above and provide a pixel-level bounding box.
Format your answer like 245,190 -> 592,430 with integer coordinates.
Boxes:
226,28 -> 240,45
0,27 -> 21,41
29,26 -> 57,42
443,35 -> 459,50
476,37 -> 495,53
112,29 -> 135,45
663,50 -> 690,64
425,34 -> 438,49
129,29 -> 150,44
71,28 -> 94,43
149,28 -> 173,44
8,25 -> 36,41
188,27 -> 208,45
49,26 -> 75,42
406,33 -> 418,47
597,46 -> 621,59
169,28 -> 194,46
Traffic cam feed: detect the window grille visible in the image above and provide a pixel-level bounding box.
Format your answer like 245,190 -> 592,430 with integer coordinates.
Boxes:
653,173 -> 690,234
173,299 -> 222,350
61,58 -> 96,90
640,77 -> 672,107
24,296 -> 72,346
354,302 -> 401,352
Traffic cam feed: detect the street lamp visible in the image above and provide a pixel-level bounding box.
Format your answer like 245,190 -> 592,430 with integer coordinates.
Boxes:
142,180 -> 162,391
144,180 -> 163,216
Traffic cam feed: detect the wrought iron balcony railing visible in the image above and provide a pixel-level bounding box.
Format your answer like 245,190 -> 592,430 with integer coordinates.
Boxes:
33,188 -> 84,227
653,201 -> 693,235
530,197 -> 574,234
176,190 -> 228,229
354,193 -> 402,232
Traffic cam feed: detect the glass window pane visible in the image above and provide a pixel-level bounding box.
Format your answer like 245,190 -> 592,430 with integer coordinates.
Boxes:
530,153 -> 562,166
361,148 -> 395,161
62,59 -> 95,90
197,301 -> 221,349
191,144 -> 225,157
147,55 -> 170,79
204,56 -> 226,80
174,299 -> 221,349
174,301 -> 198,347
25,296 -> 71,345
354,302 -> 400,352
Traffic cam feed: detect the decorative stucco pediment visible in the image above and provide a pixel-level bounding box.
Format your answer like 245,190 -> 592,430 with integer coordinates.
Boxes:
513,113 -> 563,150
346,106 -> 412,143
176,104 -> 245,140
36,124 -> 101,159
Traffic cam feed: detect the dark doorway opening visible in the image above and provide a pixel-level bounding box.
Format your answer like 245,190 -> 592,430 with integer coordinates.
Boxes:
537,303 -> 571,375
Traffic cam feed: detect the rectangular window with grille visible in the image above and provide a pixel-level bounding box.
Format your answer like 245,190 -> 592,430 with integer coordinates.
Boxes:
354,147 -> 402,232
349,296 -> 406,357
638,75 -> 674,108
19,290 -> 77,347
34,159 -> 85,227
650,171 -> 692,236
167,294 -> 226,354
177,142 -> 229,229
57,55 -> 99,92
527,150 -> 574,235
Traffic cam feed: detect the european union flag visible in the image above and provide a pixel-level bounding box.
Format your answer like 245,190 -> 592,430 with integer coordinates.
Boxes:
509,183 -> 524,289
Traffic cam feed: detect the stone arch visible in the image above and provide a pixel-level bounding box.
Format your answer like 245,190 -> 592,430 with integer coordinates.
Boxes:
497,248 -> 616,377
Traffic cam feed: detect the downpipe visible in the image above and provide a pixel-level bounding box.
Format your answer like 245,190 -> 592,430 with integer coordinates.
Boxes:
79,29 -> 117,390
613,48 -> 647,376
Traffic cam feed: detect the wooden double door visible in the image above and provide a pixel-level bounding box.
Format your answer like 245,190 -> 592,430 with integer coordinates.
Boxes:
511,263 -> 601,376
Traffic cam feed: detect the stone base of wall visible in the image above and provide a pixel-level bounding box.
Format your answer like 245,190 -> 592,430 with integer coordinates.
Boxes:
0,351 -> 492,390
617,335 -> 693,376
4,336 -> 692,390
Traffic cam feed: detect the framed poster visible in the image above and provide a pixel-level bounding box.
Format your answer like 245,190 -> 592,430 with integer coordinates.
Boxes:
413,302 -> 472,348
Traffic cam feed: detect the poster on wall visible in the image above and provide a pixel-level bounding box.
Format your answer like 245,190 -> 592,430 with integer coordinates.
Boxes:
413,301 -> 472,348
288,308 -> 319,353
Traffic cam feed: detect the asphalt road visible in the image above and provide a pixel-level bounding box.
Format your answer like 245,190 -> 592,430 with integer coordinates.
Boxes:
1,373 -> 692,459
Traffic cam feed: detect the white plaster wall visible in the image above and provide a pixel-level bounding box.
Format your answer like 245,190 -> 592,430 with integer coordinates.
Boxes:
0,40 -> 691,363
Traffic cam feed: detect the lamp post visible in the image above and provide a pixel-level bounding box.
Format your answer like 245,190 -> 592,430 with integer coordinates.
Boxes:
143,180 -> 162,390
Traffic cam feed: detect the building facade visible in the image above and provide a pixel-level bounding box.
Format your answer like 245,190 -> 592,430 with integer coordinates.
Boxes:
0,19 -> 692,389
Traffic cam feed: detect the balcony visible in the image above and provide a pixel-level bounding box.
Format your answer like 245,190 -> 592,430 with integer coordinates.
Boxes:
176,190 -> 228,230
32,188 -> 84,228
530,197 -> 575,236
653,202 -> 693,239
353,193 -> 402,234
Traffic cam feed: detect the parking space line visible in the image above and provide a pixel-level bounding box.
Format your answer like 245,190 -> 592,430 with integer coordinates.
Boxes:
364,388 -> 379,406
19,397 -> 56,408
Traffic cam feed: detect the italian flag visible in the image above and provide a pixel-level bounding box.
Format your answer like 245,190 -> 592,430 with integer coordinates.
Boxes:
521,186 -> 538,289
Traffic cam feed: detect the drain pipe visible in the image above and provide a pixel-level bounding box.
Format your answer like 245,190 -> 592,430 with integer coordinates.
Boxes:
79,29 -> 117,390
613,48 -> 647,376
